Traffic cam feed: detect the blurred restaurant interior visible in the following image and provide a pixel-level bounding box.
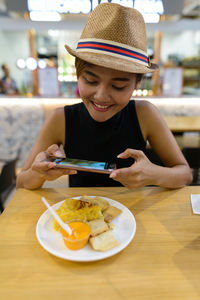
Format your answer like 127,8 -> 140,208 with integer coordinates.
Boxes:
1,0 -> 200,209
1,2 -> 200,298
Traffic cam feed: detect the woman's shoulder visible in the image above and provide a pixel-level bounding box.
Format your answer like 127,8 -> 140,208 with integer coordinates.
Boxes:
48,106 -> 65,120
44,106 -> 65,133
135,99 -> 155,109
134,99 -> 162,139
134,99 -> 159,117
43,106 -> 65,145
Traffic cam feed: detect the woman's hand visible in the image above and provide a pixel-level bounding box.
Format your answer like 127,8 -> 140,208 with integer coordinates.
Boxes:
31,144 -> 77,181
109,148 -> 157,189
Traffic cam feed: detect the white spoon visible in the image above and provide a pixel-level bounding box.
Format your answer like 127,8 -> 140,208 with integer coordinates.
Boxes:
41,197 -> 72,235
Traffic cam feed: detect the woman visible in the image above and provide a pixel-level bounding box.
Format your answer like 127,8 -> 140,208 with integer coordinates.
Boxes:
16,3 -> 192,190
0,64 -> 19,95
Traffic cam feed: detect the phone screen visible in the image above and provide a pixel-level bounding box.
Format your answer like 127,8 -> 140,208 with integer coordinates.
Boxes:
53,157 -> 116,174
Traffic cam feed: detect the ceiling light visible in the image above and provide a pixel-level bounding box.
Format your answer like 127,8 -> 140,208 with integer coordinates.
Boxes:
38,59 -> 47,69
143,13 -> 160,23
16,58 -> 26,69
30,11 -> 61,22
134,0 -> 164,14
26,57 -> 37,70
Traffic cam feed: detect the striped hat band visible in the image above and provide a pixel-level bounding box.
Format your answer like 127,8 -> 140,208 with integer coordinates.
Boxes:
76,39 -> 150,67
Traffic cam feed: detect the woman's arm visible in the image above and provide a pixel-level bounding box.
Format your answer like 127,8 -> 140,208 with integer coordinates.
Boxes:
110,100 -> 193,189
16,107 -> 76,190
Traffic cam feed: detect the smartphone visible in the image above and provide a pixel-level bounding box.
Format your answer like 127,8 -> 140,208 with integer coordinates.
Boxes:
52,157 -> 116,174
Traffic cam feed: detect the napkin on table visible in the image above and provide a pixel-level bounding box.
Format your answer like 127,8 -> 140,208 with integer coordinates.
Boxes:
191,194 -> 200,214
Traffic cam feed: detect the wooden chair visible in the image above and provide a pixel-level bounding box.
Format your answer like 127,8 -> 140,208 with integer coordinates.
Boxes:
0,158 -> 18,213
182,147 -> 200,185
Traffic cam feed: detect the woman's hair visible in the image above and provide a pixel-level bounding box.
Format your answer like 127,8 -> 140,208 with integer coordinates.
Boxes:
75,57 -> 88,78
1,64 -> 8,71
75,57 -> 143,83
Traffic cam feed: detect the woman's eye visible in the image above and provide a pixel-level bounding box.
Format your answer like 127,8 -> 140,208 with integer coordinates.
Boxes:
84,78 -> 97,85
112,86 -> 126,91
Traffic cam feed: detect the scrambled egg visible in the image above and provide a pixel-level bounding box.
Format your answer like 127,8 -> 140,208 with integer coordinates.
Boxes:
54,198 -> 102,231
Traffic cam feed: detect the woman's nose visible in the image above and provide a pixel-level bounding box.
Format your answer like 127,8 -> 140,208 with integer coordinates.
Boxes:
93,84 -> 111,102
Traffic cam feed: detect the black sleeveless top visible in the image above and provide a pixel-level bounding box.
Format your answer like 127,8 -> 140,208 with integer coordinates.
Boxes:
64,101 -> 146,187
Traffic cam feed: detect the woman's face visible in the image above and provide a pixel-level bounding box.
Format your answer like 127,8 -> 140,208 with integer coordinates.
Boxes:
78,64 -> 138,122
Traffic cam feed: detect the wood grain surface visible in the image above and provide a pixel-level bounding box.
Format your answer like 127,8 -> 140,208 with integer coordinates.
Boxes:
0,186 -> 200,300
164,116 -> 200,132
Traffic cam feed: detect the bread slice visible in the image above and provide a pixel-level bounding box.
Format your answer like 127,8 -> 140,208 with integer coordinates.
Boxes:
103,206 -> 122,223
80,195 -> 94,205
93,196 -> 110,211
89,230 -> 120,251
88,218 -> 109,237
80,195 -> 109,211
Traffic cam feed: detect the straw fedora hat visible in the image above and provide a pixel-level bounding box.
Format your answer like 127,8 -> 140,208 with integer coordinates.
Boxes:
65,3 -> 158,74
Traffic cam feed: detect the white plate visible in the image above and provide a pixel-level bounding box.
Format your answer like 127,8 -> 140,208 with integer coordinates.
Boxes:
36,196 -> 136,262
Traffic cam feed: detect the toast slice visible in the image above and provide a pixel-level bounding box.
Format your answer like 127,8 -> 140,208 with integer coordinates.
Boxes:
93,196 -> 110,211
88,218 -> 109,237
103,206 -> 122,223
80,195 -> 109,211
89,230 -> 120,251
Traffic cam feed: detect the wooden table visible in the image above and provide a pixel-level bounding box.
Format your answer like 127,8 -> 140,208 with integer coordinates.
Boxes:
164,116 -> 200,132
0,186 -> 200,300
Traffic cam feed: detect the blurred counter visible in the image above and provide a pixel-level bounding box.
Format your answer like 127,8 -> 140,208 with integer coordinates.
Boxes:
0,96 -> 200,167
0,97 -> 81,167
40,96 -> 200,118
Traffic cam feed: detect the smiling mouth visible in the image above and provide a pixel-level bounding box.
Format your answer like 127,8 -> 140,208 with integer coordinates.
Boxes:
94,103 -> 109,109
92,101 -> 113,111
